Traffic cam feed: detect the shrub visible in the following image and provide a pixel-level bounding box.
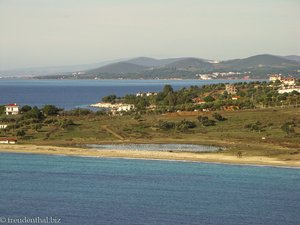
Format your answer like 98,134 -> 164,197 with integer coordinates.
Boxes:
197,116 -> 216,127
212,112 -> 227,121
59,119 -> 75,129
158,120 -> 175,130
16,129 -> 26,137
176,119 -> 197,131
244,121 -> 266,132
281,121 -> 296,137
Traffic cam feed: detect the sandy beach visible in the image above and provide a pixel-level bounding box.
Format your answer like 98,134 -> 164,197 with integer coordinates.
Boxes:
1,144 -> 299,168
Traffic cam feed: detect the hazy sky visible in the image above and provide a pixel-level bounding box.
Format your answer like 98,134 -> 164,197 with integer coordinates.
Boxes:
0,0 -> 299,70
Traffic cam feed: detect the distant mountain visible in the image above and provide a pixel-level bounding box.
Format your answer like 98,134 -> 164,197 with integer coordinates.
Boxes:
126,57 -> 165,67
88,62 -> 148,74
0,59 -> 125,77
163,57 -> 214,70
126,57 -> 204,67
218,54 -> 299,70
283,55 -> 300,62
13,54 -> 300,80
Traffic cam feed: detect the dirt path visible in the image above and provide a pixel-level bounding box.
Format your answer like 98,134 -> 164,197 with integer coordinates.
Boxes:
101,125 -> 125,140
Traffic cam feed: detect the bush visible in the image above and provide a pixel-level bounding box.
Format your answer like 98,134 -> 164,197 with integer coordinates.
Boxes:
244,121 -> 265,132
204,95 -> 215,102
59,119 -> 75,129
64,108 -> 92,116
44,118 -> 59,125
197,116 -> 216,127
281,121 -> 296,137
158,120 -> 175,130
212,113 -> 227,121
176,119 -> 197,131
16,129 -> 26,137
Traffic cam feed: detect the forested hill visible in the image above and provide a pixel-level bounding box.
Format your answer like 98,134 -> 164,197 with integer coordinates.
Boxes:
35,54 -> 300,79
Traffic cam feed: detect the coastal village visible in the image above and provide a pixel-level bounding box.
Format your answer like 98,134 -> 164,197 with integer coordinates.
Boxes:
0,75 -> 299,147
90,74 -> 300,113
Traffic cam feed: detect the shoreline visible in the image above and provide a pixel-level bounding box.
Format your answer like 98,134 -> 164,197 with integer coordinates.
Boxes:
1,144 -> 299,168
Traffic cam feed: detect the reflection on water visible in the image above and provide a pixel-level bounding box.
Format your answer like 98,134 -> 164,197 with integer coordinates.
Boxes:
86,144 -> 222,152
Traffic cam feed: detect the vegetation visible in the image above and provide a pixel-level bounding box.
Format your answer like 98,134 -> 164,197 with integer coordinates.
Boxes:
0,81 -> 299,162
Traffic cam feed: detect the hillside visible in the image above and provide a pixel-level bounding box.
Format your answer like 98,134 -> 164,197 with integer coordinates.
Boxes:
283,55 -> 300,62
88,62 -> 148,74
164,58 -> 214,70
218,54 -> 299,70
34,54 -> 300,80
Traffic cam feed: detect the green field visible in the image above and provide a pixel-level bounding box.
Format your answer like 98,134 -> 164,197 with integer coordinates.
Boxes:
2,107 -> 299,161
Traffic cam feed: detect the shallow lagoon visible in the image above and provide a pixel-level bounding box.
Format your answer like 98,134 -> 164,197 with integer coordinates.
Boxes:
86,143 -> 222,152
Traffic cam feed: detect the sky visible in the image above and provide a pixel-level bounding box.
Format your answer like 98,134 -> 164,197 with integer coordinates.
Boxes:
0,0 -> 299,70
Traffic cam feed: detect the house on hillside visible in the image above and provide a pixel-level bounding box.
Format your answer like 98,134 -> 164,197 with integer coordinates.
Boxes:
5,103 -> 19,115
192,98 -> 206,105
269,74 -> 282,82
0,138 -> 17,144
231,96 -> 241,100
136,92 -> 158,97
281,77 -> 296,86
225,84 -> 237,95
278,86 -> 300,94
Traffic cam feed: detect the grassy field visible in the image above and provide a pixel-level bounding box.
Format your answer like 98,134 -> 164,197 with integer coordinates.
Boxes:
3,107 -> 298,161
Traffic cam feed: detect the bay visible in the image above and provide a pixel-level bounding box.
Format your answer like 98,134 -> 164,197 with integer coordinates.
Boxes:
0,153 -> 299,225
0,79 -> 250,109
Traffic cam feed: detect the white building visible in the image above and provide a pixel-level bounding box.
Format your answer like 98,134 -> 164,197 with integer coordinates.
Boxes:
5,103 -> 19,115
281,77 -> 296,86
136,92 -> 158,97
0,138 -> 17,144
269,74 -> 282,82
278,87 -> 300,94
115,104 -> 135,112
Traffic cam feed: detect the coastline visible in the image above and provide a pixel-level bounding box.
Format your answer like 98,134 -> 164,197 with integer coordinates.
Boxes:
1,144 -> 299,168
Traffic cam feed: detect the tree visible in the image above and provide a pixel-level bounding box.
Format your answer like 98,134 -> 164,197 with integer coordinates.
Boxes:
20,105 -> 32,113
102,95 -> 117,103
0,105 -> 5,115
42,105 -> 60,116
165,92 -> 177,107
204,95 -> 215,102
162,85 -> 173,96
23,107 -> 44,120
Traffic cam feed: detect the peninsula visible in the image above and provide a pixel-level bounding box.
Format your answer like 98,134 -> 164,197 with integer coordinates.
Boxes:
0,79 -> 300,168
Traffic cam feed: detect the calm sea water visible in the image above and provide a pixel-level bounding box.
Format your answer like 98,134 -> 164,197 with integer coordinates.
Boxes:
0,79 -> 249,109
0,153 -> 299,225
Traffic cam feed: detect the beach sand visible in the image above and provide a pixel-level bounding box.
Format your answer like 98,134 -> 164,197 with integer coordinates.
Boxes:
0,144 -> 299,168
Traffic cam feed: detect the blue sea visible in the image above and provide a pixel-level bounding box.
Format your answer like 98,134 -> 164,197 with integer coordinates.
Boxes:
0,79 -> 250,109
0,153 -> 299,225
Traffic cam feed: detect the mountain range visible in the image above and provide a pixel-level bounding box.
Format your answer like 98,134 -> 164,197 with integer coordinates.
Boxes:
82,54 -> 300,79
1,54 -> 300,79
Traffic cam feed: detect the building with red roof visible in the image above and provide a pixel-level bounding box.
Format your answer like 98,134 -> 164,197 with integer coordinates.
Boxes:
5,103 -> 19,115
